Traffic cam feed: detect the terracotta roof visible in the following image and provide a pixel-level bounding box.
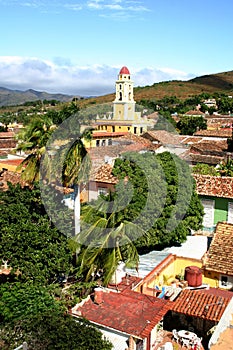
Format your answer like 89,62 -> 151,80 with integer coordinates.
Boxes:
190,140 -> 228,153
194,129 -> 232,138
184,110 -> 205,116
0,158 -> 24,167
142,130 -> 181,145
108,275 -> 142,292
171,288 -> 231,322
193,174 -> 233,199
182,153 -> 224,165
180,136 -> 203,144
119,66 -> 130,75
0,132 -> 15,139
92,163 -> 118,184
72,289 -> 171,338
0,169 -> 29,190
204,222 -> 233,275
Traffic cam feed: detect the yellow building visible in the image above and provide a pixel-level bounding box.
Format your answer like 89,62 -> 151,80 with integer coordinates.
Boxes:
86,66 -> 153,148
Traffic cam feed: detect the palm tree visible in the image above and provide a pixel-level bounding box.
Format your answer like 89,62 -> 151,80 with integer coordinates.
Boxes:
16,113 -> 93,237
16,116 -> 56,182
78,191 -> 148,285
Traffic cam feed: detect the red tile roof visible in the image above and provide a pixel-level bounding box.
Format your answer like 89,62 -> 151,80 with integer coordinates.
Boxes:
190,140 -> 228,152
108,275 -> 142,292
0,170 -> 30,190
72,289 -> 171,338
204,222 -> 233,275
171,288 -> 231,322
184,110 -> 205,116
194,129 -> 232,138
0,132 -> 15,138
142,130 -> 181,145
0,158 -> 24,167
92,163 -> 118,184
193,174 -> 233,199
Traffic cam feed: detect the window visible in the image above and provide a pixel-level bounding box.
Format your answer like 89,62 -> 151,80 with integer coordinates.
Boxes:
134,127 -> 137,134
108,139 -> 112,145
98,187 -> 107,196
96,140 -> 100,147
201,199 -> 214,228
140,127 -> 143,134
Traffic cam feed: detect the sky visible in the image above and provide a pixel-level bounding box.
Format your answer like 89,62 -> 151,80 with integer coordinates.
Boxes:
0,0 -> 232,96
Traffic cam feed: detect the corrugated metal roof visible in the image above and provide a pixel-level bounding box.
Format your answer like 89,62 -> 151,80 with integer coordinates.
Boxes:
101,329 -> 129,350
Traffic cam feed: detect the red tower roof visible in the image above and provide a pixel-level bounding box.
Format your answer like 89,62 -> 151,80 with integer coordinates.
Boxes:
119,66 -> 130,75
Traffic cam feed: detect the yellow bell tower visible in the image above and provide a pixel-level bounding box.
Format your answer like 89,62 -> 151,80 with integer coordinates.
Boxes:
113,66 -> 136,121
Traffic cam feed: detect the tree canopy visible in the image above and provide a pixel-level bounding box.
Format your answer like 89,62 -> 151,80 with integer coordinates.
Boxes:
0,184 -> 112,349
112,151 -> 204,250
81,152 -> 204,256
0,183 -> 73,284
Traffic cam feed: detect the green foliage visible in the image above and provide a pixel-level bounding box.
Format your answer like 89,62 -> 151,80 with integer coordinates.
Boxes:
0,183 -> 72,284
192,163 -> 218,176
216,159 -> 233,177
79,190 -> 145,285
0,282 -> 63,324
176,116 -> 207,135
112,151 -> 204,250
0,309 -> 112,350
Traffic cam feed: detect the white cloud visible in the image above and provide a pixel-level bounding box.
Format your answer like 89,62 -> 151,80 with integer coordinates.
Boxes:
86,0 -> 150,12
0,56 -> 195,96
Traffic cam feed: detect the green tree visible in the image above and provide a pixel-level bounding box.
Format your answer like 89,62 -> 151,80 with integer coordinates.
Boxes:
0,183 -> 72,284
176,116 -> 207,135
216,159 -> 233,176
111,152 -> 204,251
192,163 -> 218,176
16,116 -> 56,182
78,191 -> 147,285
0,283 -> 112,350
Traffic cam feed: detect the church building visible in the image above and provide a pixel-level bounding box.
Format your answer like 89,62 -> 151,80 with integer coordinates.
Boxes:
87,66 -> 153,148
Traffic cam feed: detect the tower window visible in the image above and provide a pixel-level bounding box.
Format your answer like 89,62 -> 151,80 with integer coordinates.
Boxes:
119,84 -> 122,90
134,127 -> 137,134
119,92 -> 122,101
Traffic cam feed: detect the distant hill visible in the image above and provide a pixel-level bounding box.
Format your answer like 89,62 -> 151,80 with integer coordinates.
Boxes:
0,70 -> 232,108
0,87 -> 76,107
75,70 -> 233,109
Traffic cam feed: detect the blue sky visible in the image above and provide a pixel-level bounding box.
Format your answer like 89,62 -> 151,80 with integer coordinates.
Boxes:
0,0 -> 232,96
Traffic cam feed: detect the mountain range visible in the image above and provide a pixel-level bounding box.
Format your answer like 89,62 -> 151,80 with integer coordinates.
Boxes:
0,70 -> 233,108
0,87 -> 76,107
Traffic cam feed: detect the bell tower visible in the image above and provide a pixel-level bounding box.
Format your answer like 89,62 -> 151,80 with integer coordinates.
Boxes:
113,66 -> 136,121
